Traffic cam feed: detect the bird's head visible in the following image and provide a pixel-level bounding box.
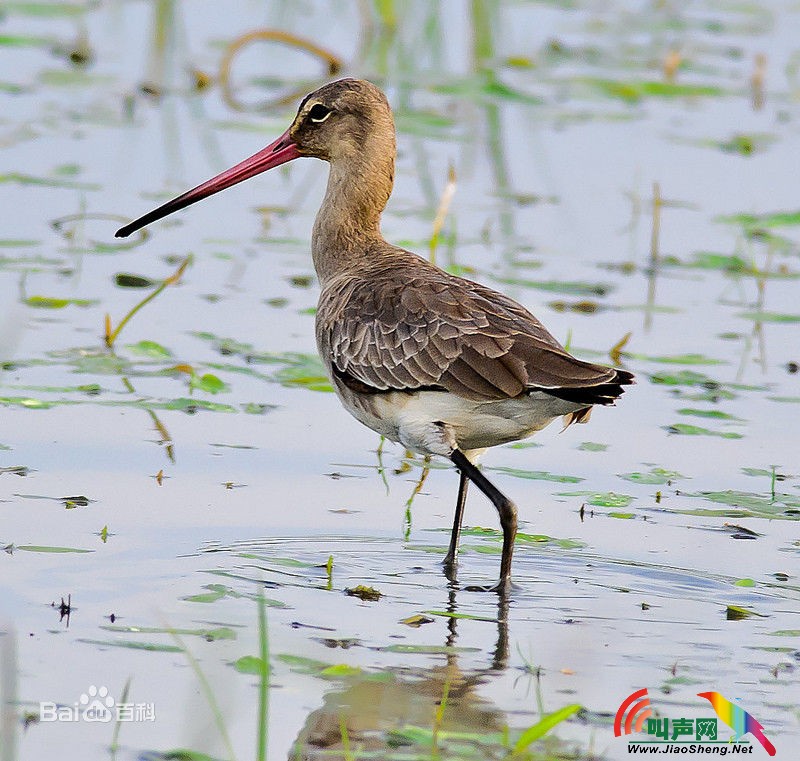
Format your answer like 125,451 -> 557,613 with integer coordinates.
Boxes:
115,78 -> 395,238
286,78 -> 395,163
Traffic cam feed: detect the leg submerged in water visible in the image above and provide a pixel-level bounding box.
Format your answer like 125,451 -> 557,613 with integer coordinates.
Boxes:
443,469 -> 469,580
450,449 -> 517,593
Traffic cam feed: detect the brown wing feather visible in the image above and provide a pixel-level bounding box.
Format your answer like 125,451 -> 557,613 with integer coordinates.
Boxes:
316,252 -> 633,403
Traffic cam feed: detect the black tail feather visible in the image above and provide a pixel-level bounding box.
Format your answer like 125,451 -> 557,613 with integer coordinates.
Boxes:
543,369 -> 634,407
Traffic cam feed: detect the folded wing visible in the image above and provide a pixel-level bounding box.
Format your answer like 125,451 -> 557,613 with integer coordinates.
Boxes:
317,261 -> 633,404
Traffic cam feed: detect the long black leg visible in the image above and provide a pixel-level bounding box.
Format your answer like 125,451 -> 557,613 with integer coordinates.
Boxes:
443,469 -> 469,579
450,449 -> 517,593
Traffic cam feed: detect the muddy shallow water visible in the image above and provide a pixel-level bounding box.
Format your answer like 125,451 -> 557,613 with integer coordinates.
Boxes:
1,2 -> 799,760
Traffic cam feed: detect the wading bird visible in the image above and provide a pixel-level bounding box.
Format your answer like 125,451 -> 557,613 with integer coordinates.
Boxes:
117,78 -> 633,593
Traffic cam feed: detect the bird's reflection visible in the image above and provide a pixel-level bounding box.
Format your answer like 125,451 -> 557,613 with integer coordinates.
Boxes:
289,584 -> 510,759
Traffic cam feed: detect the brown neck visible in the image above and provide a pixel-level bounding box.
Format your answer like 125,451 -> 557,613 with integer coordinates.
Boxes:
311,144 -> 395,284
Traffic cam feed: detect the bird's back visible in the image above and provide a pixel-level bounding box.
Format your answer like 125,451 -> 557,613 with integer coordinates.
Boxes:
316,245 -> 633,407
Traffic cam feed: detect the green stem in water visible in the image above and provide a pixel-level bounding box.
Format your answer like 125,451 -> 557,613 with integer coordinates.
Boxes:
105,255 -> 191,349
256,589 -> 270,761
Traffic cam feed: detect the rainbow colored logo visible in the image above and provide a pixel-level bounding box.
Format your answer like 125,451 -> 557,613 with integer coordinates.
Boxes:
697,692 -> 776,756
613,688 -> 777,756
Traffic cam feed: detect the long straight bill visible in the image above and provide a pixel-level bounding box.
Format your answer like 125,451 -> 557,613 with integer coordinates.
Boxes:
116,129 -> 299,238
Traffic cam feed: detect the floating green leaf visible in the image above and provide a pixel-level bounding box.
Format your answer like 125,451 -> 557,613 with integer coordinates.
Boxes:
274,361 -> 332,392
116,273 -> 156,288
680,251 -> 800,279
458,527 -> 502,538
678,134 -> 777,158
344,585 -> 382,601
718,210 -> 800,231
677,490 -> 800,520
702,490 -> 800,510
232,554 -> 310,570
433,74 -> 542,104
24,295 -> 96,309
0,172 -> 100,190
0,34 -> 52,47
0,82 -> 26,94
5,3 -> 88,17
457,528 -> 582,551
276,654 -> 336,675
126,340 -> 172,358
578,77 -> 724,103
489,466 -> 583,483
619,467 -> 684,485
0,466 -> 27,476
399,614 -> 435,627
319,663 -> 362,678
233,655 -> 265,674
38,70 -> 113,87
241,402 -> 275,414
741,467 -> 774,478
0,239 -> 40,247
650,370 -> 718,386
381,644 -> 480,654
182,583 -> 245,603
78,639 -> 182,652
51,349 -> 130,375
738,311 -> 800,324
193,334 -> 332,392
686,252 -> 755,272
101,625 -> 236,641
666,423 -> 743,439
717,133 -> 775,156
516,532 -> 585,549
677,408 -> 743,421
590,494 -> 633,507
495,276 -> 611,296
388,724 -> 504,750
0,396 -> 58,409
189,373 -> 229,395
146,398 -> 236,413
15,545 -> 93,553
726,605 -> 765,620
623,352 -> 725,366
423,610 -> 497,622
140,751 -> 225,761
558,491 -> 633,508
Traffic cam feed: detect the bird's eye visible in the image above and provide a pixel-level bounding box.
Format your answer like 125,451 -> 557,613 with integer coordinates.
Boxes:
308,104 -> 332,123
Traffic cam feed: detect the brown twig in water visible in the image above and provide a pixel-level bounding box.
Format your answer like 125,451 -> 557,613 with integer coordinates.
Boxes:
219,29 -> 342,112
649,182 -> 661,265
429,163 -> 457,265
609,331 -> 632,365
663,49 -> 682,82
751,53 -> 766,111
644,182 -> 662,332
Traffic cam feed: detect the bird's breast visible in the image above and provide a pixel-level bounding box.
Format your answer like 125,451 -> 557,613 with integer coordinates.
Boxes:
325,375 -> 573,457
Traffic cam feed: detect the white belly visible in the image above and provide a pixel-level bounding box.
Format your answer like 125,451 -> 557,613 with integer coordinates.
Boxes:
335,386 -> 582,457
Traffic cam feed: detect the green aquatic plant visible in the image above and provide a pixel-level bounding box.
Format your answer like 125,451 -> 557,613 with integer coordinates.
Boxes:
105,256 -> 192,349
